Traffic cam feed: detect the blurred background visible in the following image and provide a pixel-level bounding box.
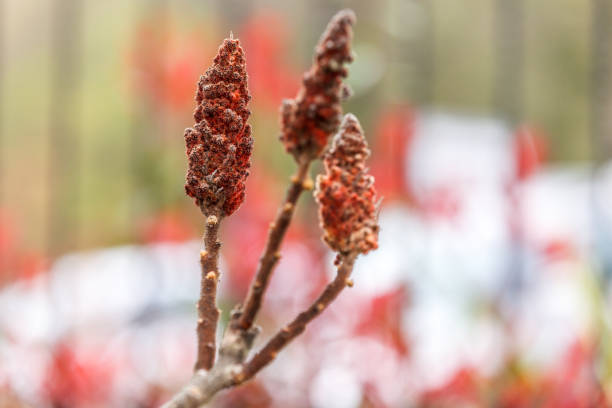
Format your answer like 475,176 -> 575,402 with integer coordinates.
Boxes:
1,0 -> 612,406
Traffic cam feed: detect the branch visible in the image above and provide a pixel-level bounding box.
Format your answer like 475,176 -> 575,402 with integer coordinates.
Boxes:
237,156 -> 313,330
160,369 -> 226,408
162,310 -> 260,408
240,252 -> 357,381
194,213 -> 222,371
164,11 -> 362,407
163,253 -> 357,407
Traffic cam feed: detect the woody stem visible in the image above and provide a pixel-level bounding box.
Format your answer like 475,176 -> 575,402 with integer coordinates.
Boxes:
237,155 -> 313,330
194,212 -> 222,371
240,252 -> 357,380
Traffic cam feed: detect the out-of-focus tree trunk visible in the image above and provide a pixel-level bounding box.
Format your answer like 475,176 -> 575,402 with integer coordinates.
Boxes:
48,0 -> 82,253
493,0 -> 524,125
591,0 -> 612,164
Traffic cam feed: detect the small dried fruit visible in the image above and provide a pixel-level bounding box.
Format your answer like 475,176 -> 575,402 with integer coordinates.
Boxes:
184,38 -> 253,217
280,9 -> 355,160
315,114 -> 379,255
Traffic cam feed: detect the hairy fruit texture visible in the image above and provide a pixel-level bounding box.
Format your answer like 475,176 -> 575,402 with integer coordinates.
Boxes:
280,9 -> 355,161
185,38 -> 253,217
315,114 -> 379,255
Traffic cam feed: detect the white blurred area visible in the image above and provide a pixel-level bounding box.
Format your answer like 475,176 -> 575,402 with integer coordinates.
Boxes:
2,111 -> 612,407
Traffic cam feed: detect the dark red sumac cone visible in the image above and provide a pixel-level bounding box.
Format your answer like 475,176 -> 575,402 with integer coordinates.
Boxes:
184,37 -> 253,217
315,114 -> 379,255
280,9 -> 355,161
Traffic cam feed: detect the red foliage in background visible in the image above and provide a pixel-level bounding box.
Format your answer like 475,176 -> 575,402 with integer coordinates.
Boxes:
419,339 -> 609,408
370,106 -> 415,202
420,367 -> 480,406
42,341 -> 115,407
513,125 -> 548,181
128,13 -> 215,113
0,210 -> 46,286
541,340 -> 607,408
139,210 -> 196,244
354,287 -> 409,357
240,12 -> 300,109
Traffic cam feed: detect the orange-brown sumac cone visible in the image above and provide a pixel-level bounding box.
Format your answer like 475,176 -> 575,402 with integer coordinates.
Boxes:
280,9 -> 356,161
315,114 -> 379,255
184,38 -> 253,217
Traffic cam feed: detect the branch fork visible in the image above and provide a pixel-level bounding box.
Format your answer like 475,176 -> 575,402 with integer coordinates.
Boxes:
162,9 -> 378,408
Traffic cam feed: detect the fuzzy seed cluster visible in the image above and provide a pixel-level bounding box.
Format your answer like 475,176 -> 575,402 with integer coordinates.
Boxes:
184,38 -> 253,216
280,9 -> 355,160
315,114 -> 379,255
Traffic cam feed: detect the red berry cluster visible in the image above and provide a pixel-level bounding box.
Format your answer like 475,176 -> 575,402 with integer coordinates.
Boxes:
184,38 -> 253,217
280,9 -> 355,160
315,114 -> 379,255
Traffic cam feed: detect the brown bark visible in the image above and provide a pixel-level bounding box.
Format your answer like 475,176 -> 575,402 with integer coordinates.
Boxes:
194,213 -> 222,371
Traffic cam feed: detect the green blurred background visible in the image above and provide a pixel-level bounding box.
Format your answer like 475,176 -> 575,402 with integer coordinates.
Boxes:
0,0 -> 607,264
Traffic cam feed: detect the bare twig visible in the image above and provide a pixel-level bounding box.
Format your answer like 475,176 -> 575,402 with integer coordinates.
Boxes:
162,10 -> 363,408
194,213 -> 222,371
162,253 -> 357,408
241,252 -> 357,381
237,155 -> 313,330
